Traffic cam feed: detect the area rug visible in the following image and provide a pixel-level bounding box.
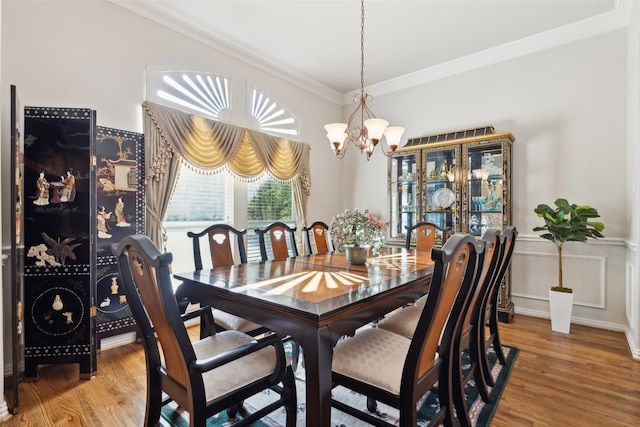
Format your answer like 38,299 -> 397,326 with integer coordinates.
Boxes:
160,344 -> 518,427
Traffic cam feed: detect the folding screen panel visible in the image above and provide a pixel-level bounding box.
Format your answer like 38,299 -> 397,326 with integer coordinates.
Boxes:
95,127 -> 144,344
22,106 -> 96,380
8,85 -> 24,412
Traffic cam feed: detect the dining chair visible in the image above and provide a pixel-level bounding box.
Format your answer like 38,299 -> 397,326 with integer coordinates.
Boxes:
177,224 -> 269,337
451,229 -> 502,427
113,234 -> 297,427
477,226 -> 518,390
405,221 -> 451,252
254,222 -> 302,370
375,223 -> 456,339
255,222 -> 298,261
330,233 -> 483,427
302,221 -> 333,255
406,222 -> 450,307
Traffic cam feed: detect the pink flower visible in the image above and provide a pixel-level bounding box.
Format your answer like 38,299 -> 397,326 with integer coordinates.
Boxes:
329,208 -> 388,252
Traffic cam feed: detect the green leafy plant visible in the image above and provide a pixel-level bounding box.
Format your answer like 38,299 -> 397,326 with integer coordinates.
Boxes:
533,198 -> 605,293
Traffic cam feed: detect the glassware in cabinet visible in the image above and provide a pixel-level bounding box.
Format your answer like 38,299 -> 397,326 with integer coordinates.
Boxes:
387,151 -> 420,244
462,140 -> 511,238
422,145 -> 460,238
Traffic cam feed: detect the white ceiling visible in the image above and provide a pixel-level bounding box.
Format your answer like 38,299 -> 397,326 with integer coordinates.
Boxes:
112,0 -> 628,101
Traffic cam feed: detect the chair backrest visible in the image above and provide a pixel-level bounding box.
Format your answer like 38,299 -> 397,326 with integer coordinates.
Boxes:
405,221 -> 451,252
255,222 -> 298,261
114,235 -> 199,396
302,221 -> 332,255
187,224 -> 247,270
485,226 -> 518,311
461,229 -> 502,334
404,233 -> 482,385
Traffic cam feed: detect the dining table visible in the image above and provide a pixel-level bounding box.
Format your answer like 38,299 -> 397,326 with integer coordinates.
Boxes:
173,246 -> 434,427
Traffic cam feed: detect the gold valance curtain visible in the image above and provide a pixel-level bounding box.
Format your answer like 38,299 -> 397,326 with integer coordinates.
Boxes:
142,101 -> 311,248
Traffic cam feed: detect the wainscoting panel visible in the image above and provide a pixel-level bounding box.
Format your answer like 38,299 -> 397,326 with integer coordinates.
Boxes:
511,250 -> 606,309
626,261 -> 636,326
511,236 -> 628,330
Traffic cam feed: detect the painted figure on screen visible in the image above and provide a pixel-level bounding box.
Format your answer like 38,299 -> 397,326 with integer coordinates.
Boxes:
34,170 -> 50,206
114,197 -> 130,227
97,206 -> 113,239
59,168 -> 76,202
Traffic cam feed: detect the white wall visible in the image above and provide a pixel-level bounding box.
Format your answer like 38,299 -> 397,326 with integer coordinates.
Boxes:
0,0 -> 344,371
626,1 -> 640,358
351,30 -> 631,332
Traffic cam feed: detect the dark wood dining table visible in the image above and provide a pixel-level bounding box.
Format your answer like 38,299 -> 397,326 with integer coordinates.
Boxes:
173,247 -> 433,427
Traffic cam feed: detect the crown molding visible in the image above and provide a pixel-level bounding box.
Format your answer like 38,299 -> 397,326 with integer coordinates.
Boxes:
108,1 -> 629,107
108,0 -> 344,105
345,0 -> 631,104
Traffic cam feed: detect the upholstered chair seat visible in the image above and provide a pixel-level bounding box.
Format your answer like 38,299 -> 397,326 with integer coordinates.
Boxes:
332,327 -> 411,395
375,305 -> 422,339
192,330 -> 280,401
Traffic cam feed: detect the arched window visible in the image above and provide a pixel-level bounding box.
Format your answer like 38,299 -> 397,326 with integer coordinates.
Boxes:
147,72 -> 303,268
249,87 -> 299,138
149,70 -> 231,121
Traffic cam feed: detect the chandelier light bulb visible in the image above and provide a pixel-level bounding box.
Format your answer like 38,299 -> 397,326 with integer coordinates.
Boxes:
363,118 -> 389,143
383,126 -> 405,151
325,123 -> 348,150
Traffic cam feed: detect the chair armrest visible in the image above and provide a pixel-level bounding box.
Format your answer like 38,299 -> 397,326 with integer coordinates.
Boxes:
189,333 -> 282,374
180,306 -> 212,322
181,306 -> 216,339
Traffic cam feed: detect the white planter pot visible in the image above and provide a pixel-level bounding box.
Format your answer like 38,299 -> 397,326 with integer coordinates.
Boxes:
549,289 -> 574,333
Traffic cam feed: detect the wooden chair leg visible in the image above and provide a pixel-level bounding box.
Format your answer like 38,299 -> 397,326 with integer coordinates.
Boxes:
290,341 -> 299,373
283,366 -> 297,427
490,309 -> 506,365
470,327 -> 493,403
451,349 -> 472,427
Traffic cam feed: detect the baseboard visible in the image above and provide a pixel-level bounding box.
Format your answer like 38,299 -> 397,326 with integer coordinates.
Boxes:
0,401 -> 10,421
624,329 -> 640,360
514,307 -> 626,332
99,332 -> 138,351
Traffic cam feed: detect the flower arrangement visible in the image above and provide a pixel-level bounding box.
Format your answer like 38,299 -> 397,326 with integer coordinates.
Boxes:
329,209 -> 388,253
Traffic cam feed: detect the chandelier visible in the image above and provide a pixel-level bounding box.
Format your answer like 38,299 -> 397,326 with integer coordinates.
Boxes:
324,0 -> 404,161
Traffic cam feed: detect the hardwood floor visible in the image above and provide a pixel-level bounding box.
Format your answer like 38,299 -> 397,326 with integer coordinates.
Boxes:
2,314 -> 640,426
492,315 -> 640,427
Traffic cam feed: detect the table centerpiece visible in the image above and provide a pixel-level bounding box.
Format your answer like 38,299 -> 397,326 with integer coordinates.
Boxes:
329,208 -> 388,264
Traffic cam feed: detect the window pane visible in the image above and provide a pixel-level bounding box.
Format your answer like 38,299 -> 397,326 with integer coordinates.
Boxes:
149,70 -> 231,122
164,166 -> 233,276
246,176 -> 295,262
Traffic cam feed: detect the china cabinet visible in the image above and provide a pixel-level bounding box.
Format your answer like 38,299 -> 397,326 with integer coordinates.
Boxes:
388,126 -> 515,321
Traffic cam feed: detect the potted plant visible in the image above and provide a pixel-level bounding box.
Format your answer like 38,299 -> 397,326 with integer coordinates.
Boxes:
533,198 -> 605,333
329,209 -> 388,264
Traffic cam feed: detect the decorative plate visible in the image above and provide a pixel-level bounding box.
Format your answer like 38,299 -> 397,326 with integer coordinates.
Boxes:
432,188 -> 455,209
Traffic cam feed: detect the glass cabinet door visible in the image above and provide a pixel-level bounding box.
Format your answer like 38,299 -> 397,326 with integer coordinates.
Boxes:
388,151 -> 420,243
423,146 -> 460,242
463,142 -> 505,236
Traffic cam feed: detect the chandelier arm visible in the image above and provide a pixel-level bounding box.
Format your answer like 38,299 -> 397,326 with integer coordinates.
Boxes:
335,144 -> 348,159
361,97 -> 376,119
378,141 -> 396,158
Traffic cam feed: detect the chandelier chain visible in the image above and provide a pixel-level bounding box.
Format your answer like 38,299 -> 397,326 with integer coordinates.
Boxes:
360,0 -> 365,98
